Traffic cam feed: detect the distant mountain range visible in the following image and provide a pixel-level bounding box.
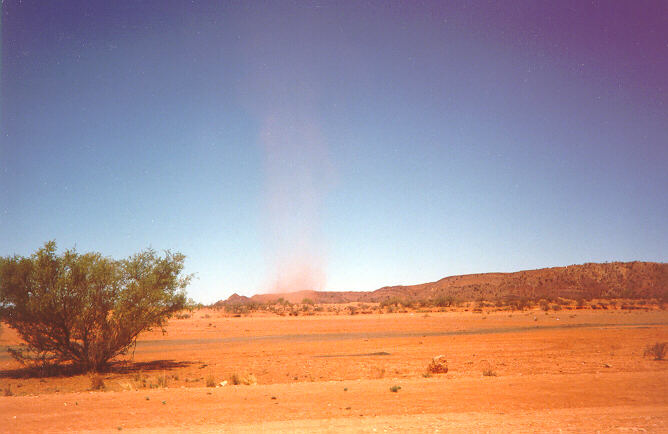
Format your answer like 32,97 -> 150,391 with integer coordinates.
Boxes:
214,261 -> 668,306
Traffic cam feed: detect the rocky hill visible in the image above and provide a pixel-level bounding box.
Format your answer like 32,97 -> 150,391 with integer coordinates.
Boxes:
215,261 -> 667,307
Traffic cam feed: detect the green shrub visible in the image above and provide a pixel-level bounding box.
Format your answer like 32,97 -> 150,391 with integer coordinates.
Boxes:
0,242 -> 191,372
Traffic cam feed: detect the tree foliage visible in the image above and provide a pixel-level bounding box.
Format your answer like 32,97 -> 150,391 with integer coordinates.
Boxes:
0,241 -> 191,372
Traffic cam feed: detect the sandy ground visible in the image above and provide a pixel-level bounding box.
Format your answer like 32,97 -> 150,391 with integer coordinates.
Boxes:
1,309 -> 666,432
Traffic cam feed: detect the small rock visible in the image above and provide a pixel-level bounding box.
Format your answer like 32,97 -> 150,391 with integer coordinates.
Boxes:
427,355 -> 448,374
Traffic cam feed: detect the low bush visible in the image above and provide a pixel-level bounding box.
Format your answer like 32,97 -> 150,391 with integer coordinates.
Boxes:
432,295 -> 456,308
644,342 -> 667,361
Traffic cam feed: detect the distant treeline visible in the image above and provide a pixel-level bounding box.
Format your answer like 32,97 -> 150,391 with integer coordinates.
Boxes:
212,296 -> 662,317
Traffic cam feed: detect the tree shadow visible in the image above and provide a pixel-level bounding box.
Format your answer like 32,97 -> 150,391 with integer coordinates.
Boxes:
0,359 -> 196,379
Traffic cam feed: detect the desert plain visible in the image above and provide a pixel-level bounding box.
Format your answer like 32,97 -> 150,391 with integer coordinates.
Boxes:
1,306 -> 667,433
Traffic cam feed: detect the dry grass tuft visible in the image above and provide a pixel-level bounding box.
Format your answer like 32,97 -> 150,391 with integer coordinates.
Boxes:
89,374 -> 105,390
156,373 -> 168,388
242,374 -> 257,385
229,373 -> 241,385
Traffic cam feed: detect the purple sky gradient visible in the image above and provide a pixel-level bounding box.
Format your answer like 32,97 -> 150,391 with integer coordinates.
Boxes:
1,1 -> 667,302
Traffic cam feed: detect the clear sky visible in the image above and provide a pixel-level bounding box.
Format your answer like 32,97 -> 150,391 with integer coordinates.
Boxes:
1,1 -> 667,303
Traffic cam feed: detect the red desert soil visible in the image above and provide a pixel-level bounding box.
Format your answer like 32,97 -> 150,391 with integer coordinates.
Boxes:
1,309 -> 667,432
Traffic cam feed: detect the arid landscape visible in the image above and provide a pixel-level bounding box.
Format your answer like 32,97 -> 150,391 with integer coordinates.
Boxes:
2,264 -> 667,432
3,1 -> 667,432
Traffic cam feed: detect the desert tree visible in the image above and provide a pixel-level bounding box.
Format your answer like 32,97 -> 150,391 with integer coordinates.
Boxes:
0,241 -> 192,372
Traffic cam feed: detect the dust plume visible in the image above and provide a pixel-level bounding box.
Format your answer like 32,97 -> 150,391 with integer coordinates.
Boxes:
236,7 -> 336,293
260,109 -> 332,293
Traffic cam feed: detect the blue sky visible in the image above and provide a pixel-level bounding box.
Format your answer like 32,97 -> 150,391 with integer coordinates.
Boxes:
2,1 -> 667,303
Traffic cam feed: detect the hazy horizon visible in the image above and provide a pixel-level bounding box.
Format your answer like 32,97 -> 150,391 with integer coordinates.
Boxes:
2,1 -> 667,303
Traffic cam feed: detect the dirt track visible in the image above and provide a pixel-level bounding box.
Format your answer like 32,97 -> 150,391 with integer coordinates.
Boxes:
1,309 -> 666,432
